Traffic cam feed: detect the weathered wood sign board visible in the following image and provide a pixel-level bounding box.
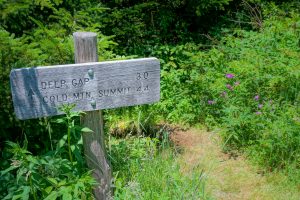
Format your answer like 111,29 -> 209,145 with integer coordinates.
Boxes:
10,58 -> 160,120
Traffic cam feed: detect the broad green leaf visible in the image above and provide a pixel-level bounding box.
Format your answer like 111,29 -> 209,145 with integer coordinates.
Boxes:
16,167 -> 28,184
55,118 -> 65,124
77,136 -> 83,145
44,191 -> 58,200
1,165 -> 18,175
57,135 -> 68,149
47,177 -> 58,185
57,180 -> 66,186
12,194 -> 22,200
81,127 -> 94,133
3,192 -> 13,200
44,186 -> 53,194
10,186 -> 29,200
62,190 -> 72,200
21,186 -> 30,200
26,155 -> 39,165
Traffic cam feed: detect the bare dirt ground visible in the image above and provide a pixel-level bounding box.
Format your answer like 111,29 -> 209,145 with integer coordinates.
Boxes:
170,128 -> 300,200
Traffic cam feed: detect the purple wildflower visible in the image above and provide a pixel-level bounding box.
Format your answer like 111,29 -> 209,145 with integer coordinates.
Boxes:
226,84 -> 233,91
255,111 -> 262,115
254,95 -> 259,101
208,100 -> 215,105
221,91 -> 227,97
258,104 -> 263,109
225,73 -> 235,79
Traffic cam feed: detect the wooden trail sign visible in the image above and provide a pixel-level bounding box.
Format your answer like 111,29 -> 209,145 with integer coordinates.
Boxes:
10,58 -> 160,120
9,32 -> 160,199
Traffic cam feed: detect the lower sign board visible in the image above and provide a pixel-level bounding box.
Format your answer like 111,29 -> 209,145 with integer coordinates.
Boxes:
10,57 -> 160,120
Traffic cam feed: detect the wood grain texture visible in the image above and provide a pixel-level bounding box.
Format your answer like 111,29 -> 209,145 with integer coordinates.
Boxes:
10,58 -> 160,120
74,32 -> 111,200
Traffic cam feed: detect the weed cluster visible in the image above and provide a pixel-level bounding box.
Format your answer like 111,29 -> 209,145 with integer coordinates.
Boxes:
110,134 -> 209,199
0,105 -> 95,199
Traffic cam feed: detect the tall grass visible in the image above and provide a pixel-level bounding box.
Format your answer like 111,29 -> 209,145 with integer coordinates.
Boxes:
110,136 -> 210,200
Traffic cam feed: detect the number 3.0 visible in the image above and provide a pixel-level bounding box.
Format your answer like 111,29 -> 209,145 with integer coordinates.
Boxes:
137,72 -> 148,80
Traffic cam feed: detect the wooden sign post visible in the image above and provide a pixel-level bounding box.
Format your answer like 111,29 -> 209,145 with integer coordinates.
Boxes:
74,32 -> 111,199
9,32 -> 160,199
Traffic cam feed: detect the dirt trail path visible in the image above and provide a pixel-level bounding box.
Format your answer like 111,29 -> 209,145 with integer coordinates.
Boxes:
171,128 -> 300,200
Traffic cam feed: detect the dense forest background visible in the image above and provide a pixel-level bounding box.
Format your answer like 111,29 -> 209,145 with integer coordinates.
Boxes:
0,0 -> 299,199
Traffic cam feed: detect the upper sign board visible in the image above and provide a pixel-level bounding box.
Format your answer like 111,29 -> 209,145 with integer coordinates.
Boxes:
10,58 -> 160,120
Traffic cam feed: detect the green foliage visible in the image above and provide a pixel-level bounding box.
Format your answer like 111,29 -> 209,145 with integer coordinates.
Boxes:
0,0 -> 108,35
123,5 -> 300,176
0,1 -> 116,145
149,44 -> 206,123
105,4 -> 300,178
105,105 -> 160,138
249,106 -> 300,169
206,11 -> 299,173
1,0 -> 300,198
100,0 -> 235,54
0,105 -> 96,199
0,143 -> 96,200
110,138 -> 210,200
185,0 -> 232,16
108,136 -> 159,180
